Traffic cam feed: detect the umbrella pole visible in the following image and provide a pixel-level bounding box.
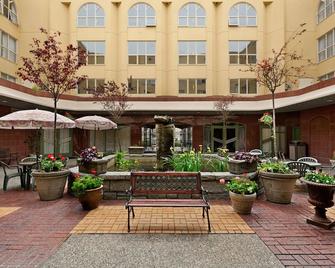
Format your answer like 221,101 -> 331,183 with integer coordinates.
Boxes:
94,127 -> 96,146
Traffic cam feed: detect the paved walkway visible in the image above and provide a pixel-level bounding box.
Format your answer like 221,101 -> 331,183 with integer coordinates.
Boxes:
0,184 -> 334,267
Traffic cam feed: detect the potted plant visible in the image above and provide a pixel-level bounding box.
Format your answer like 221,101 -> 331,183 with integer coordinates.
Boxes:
300,172 -> 335,229
228,152 -> 259,174
32,154 -> 69,201
223,178 -> 258,214
259,161 -> 299,204
71,173 -> 103,210
78,146 -> 108,175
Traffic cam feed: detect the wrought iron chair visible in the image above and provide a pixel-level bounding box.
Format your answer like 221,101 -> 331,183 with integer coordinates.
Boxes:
250,149 -> 263,156
0,161 -> 24,191
287,161 -> 310,177
297,157 -> 318,163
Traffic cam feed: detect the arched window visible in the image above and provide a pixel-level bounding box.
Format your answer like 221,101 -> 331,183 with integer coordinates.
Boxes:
317,0 -> 335,23
0,0 -> 17,24
229,2 -> 256,27
178,3 -> 206,27
77,3 -> 105,27
128,3 -> 156,27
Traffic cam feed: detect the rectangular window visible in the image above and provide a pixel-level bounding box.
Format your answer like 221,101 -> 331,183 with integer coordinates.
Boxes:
128,78 -> 156,94
319,71 -> 335,81
128,41 -> 156,64
0,30 -> 16,62
78,78 -> 104,94
229,78 -> 257,94
1,72 -> 16,82
229,41 -> 256,64
318,28 -> 335,62
178,79 -> 206,94
78,41 -> 105,65
178,41 -> 206,64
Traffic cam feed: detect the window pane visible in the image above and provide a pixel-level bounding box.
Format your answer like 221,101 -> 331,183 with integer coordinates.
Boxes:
96,56 -> 104,64
230,6 -> 238,17
230,79 -> 238,93
248,17 -> 256,26
139,79 -> 146,94
96,17 -> 104,26
179,80 -> 187,93
239,55 -> 246,64
128,17 -> 136,26
179,42 -> 187,54
248,79 -> 257,94
147,42 -> 155,54
128,6 -> 136,16
87,17 -> 95,27
188,17 -> 196,27
147,80 -> 155,94
179,17 -> 187,26
247,6 -> 256,16
238,41 -> 247,54
247,41 -> 256,54
229,41 -> 239,54
87,4 -> 95,16
147,6 -> 155,16
189,55 -> 196,64
239,17 -> 247,26
78,6 -> 87,16
147,55 -> 155,64
189,4 -> 196,16
197,55 -> 206,64
230,55 -> 238,64
197,79 -> 206,94
78,17 -> 86,26
197,41 -> 206,54
248,55 -> 257,64
189,79 -> 196,94
239,3 -> 247,16
197,17 -> 205,26
128,55 -> 137,64
128,42 -> 137,54
138,42 -> 145,54
95,42 -> 105,54
138,55 -> 145,64
197,6 -> 205,16
88,55 -> 95,64
240,79 -> 247,94
179,55 -> 187,64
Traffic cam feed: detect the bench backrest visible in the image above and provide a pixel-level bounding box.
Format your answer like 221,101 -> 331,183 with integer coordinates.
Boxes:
130,172 -> 202,195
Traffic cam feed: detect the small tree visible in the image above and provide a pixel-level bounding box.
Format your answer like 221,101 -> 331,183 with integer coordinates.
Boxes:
214,97 -> 234,149
17,28 -> 86,155
93,81 -> 130,151
244,23 -> 312,156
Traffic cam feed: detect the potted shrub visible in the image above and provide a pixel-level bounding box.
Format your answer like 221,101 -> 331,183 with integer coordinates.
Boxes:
228,152 -> 259,174
300,172 -> 335,229
71,173 -> 103,210
77,146 -> 107,175
223,178 -> 258,214
32,154 -> 69,201
259,162 -> 299,204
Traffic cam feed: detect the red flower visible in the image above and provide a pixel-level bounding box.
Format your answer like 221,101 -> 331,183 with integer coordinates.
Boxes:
61,156 -> 65,161
47,154 -> 53,159
50,156 -> 56,161
90,169 -> 97,175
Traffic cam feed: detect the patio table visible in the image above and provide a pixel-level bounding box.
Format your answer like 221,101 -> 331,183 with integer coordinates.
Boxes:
18,161 -> 37,190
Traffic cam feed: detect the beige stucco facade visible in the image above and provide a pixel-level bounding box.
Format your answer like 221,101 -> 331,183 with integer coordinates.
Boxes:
0,0 -> 335,97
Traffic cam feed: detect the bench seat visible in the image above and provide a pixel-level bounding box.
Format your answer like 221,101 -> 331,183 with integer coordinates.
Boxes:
127,198 -> 209,207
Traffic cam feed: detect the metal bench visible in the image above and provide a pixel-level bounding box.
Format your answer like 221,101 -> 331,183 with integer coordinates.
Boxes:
125,172 -> 211,232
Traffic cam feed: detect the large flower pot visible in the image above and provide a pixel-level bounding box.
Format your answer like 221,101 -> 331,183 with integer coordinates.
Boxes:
78,185 -> 103,210
32,169 -> 70,201
300,178 -> 335,229
77,158 -> 108,175
229,191 -> 256,214
228,160 -> 257,174
259,171 -> 299,204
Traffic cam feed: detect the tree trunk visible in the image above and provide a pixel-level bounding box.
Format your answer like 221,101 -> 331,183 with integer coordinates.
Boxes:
271,92 -> 277,157
223,120 -> 227,149
53,98 -> 57,156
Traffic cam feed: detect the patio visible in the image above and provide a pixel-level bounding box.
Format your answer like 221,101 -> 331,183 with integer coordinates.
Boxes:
0,173 -> 334,267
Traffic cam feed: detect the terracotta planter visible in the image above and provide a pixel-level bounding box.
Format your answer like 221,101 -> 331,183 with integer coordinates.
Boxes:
300,178 -> 335,229
229,191 -> 256,214
259,171 -> 299,204
228,160 -> 257,174
77,158 -> 107,175
78,185 -> 103,210
32,169 -> 70,201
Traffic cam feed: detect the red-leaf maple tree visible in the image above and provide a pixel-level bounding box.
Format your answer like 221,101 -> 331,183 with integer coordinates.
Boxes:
17,28 -> 86,155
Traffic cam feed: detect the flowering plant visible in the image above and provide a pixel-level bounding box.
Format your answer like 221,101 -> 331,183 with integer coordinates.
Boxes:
259,112 -> 273,128
233,152 -> 259,164
71,173 -> 103,196
225,178 -> 258,195
304,172 -> 335,185
40,154 -> 66,172
80,146 -> 98,164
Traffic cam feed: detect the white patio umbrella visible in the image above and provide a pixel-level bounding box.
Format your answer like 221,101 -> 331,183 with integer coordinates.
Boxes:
75,115 -> 117,146
0,109 -> 76,166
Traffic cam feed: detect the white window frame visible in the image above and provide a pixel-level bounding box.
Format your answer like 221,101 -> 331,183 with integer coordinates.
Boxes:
1,72 -> 16,82
78,78 -> 104,94
318,28 -> 335,62
317,0 -> 335,24
128,3 -> 156,27
178,3 -> 206,27
0,0 -> 17,24
319,71 -> 335,81
229,40 -> 257,65
229,2 -> 257,27
77,3 -> 105,27
128,41 -> 156,65
230,78 -> 257,94
78,41 -> 105,65
178,79 -> 206,94
178,41 -> 206,65
128,79 -> 156,94
0,30 -> 17,63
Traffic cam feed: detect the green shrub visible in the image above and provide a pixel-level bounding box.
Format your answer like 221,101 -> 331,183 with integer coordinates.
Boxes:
71,175 -> 103,196
167,149 -> 203,172
304,172 -> 335,185
225,178 -> 258,195
203,158 -> 228,172
258,162 -> 293,174
115,151 -> 140,171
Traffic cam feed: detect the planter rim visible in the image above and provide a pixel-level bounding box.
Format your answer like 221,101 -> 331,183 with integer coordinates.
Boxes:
32,169 -> 70,177
300,177 -> 335,188
77,158 -> 108,164
259,170 -> 299,178
229,191 -> 257,197
85,185 -> 103,193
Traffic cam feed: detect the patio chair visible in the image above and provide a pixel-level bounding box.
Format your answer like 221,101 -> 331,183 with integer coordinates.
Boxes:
297,157 -> 318,163
250,149 -> 263,156
20,157 -> 38,190
0,161 -> 24,191
287,161 -> 309,177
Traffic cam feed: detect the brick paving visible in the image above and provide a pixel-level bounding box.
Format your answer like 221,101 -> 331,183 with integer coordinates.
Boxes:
0,188 -> 334,267
71,205 -> 254,234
